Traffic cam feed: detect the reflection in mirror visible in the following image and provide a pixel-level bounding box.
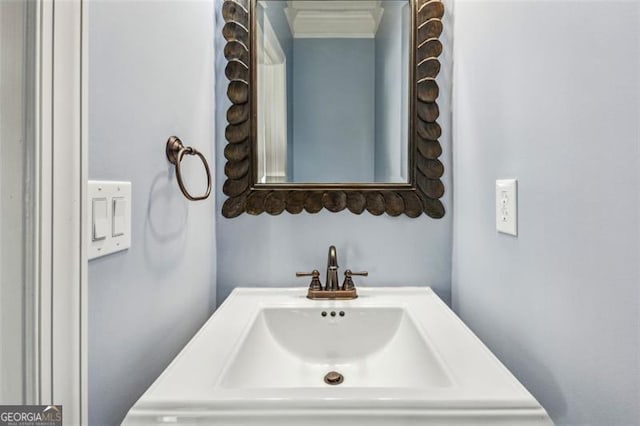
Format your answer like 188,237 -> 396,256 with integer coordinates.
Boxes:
256,0 -> 410,184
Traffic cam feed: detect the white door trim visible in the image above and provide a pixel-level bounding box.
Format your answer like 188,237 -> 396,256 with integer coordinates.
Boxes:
38,0 -> 86,424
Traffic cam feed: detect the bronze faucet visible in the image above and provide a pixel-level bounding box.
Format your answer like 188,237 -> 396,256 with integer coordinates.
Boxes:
326,245 -> 339,291
296,245 -> 367,300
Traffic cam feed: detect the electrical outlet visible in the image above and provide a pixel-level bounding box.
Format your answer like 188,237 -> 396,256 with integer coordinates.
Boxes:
496,179 -> 517,236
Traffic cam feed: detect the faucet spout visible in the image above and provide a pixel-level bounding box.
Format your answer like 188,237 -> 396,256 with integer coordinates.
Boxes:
326,245 -> 339,291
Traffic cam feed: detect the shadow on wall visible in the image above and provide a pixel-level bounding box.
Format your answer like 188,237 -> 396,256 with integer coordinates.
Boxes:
459,301 -> 569,423
505,334 -> 567,421
143,168 -> 189,275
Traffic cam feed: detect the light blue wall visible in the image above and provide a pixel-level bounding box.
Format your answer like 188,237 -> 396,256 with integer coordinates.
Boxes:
292,38 -> 375,182
87,1 -> 216,425
452,1 -> 640,425
215,0 -> 453,306
374,1 -> 409,182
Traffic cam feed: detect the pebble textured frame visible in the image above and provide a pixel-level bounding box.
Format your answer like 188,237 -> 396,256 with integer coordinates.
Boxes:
221,0 -> 445,218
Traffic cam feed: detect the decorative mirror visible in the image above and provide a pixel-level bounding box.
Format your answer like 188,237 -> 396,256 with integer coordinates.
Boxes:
221,0 -> 445,218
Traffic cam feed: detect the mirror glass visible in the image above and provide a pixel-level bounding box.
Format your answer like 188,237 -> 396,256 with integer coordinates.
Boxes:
256,0 -> 411,184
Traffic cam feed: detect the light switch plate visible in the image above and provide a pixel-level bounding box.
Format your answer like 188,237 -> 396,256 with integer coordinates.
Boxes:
88,181 -> 132,260
496,179 -> 517,236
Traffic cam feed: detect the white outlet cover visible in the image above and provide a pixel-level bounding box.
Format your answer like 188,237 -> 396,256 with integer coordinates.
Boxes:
496,179 -> 517,236
88,181 -> 132,260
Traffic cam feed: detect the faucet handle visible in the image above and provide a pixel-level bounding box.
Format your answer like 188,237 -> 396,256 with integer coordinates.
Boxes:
342,269 -> 368,291
296,269 -> 322,291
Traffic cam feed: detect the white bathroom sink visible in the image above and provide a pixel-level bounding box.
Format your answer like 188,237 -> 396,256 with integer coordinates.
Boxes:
219,306 -> 451,389
123,287 -> 553,425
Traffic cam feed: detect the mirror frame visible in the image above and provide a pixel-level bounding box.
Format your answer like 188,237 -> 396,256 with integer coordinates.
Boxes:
221,0 -> 445,218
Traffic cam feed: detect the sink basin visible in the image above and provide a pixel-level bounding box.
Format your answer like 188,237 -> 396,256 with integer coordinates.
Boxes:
123,287 -> 553,425
219,306 -> 452,389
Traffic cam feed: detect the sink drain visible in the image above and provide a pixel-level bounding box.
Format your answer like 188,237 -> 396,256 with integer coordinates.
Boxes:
324,371 -> 344,385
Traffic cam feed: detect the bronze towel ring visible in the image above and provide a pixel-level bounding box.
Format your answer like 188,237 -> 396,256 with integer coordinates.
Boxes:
165,136 -> 212,201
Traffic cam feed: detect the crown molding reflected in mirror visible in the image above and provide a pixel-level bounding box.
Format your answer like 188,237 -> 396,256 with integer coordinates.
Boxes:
221,0 -> 445,218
